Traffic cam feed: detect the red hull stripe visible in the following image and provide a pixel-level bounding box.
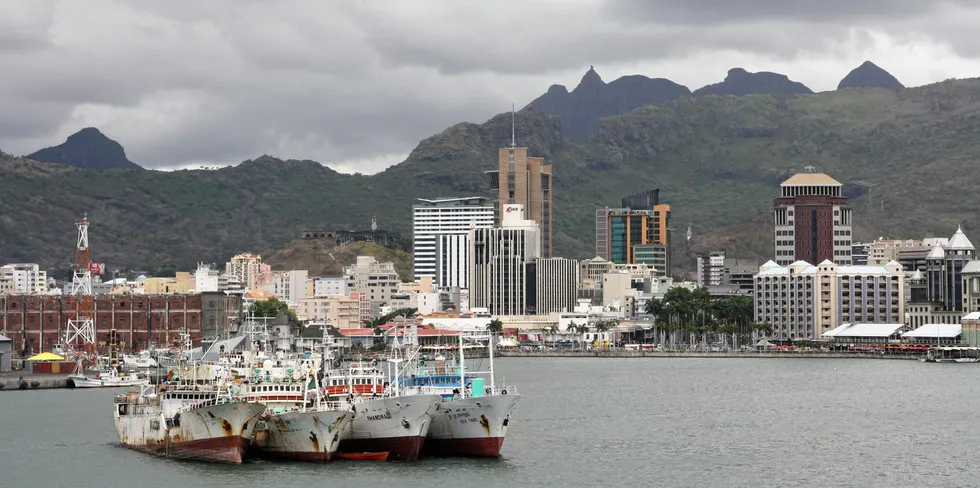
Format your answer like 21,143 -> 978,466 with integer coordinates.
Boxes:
422,437 -> 506,458
130,435 -> 250,464
338,435 -> 426,461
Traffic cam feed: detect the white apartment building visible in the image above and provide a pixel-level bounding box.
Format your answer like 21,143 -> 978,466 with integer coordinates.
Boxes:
264,270 -> 308,307
469,204 -> 541,316
312,277 -> 347,297
0,263 -> 47,294
195,263 -> 221,292
344,256 -> 401,319
697,252 -> 726,286
754,259 -> 904,340
225,253 -> 262,290
412,197 -> 495,287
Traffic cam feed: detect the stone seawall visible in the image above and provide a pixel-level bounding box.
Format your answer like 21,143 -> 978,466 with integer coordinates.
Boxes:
0,374 -> 71,391
497,350 -> 920,360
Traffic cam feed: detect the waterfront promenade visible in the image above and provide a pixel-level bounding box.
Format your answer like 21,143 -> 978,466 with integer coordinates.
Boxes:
497,350 -> 921,360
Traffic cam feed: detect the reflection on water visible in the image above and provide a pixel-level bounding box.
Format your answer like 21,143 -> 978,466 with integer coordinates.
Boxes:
1,358 -> 978,487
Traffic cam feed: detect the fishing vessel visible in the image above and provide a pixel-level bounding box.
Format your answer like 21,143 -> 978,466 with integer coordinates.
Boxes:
400,333 -> 520,457
325,360 -> 440,461
243,357 -> 351,461
112,381 -> 265,463
70,330 -> 148,388
70,363 -> 148,388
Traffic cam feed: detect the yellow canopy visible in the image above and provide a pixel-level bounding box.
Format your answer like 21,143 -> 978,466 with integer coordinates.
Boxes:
28,352 -> 65,361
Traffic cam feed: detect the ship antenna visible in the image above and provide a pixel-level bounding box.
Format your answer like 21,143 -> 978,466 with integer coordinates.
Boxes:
510,102 -> 516,148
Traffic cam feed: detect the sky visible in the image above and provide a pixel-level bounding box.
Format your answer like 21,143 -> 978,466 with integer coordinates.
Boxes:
2,0 -> 980,174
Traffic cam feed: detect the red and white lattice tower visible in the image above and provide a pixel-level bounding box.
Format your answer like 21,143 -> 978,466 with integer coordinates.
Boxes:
63,215 -> 96,354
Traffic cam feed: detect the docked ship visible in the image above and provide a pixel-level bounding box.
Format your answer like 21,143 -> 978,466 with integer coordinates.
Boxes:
113,381 -> 265,463
70,364 -> 148,388
325,360 -> 440,461
242,358 -> 351,461
71,330 -> 148,388
400,333 -> 520,457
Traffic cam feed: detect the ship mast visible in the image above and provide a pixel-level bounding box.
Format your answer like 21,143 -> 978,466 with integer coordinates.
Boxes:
63,215 -> 96,365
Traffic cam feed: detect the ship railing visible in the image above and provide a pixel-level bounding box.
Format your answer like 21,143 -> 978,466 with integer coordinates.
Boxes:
408,365 -> 460,377
482,384 -> 518,397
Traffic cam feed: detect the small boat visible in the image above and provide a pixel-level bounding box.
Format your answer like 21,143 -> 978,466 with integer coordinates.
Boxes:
69,359 -> 148,388
333,451 -> 389,461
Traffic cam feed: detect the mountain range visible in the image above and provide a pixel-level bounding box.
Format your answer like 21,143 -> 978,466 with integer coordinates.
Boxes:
6,60 -> 977,280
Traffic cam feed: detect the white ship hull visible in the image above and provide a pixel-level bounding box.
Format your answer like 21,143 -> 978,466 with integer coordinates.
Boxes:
424,394 -> 520,457
114,400 -> 265,463
253,410 -> 350,461
338,395 -> 441,461
71,374 -> 147,388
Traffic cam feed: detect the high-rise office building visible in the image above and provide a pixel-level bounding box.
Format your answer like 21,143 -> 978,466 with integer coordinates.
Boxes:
486,138 -> 553,257
533,257 -> 579,314
595,189 -> 671,275
773,167 -> 853,266
412,197 -> 495,287
469,204 -> 541,315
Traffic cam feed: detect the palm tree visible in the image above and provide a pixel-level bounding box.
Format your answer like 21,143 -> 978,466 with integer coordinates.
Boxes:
544,324 -> 560,343
486,319 -> 503,334
594,320 -> 612,349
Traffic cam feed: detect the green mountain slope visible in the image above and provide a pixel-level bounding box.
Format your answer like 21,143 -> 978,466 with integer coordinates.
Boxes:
3,78 -> 980,276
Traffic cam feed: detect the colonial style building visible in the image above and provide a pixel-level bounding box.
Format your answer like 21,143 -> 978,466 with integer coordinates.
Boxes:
902,227 -> 977,327
0,292 -> 242,357
754,260 -> 904,340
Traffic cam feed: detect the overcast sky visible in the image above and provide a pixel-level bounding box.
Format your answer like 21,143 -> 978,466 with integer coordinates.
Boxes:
2,0 -> 979,174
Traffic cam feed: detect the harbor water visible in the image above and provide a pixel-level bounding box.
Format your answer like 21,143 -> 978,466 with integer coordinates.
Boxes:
1,357 -> 978,487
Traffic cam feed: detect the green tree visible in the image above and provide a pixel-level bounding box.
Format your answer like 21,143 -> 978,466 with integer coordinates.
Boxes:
487,319 -> 503,334
364,308 -> 418,328
251,298 -> 298,323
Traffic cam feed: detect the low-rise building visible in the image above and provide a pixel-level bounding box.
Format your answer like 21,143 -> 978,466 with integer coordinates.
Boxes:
297,295 -> 360,328
344,256 -> 401,319
0,263 -> 47,294
754,259 -> 905,341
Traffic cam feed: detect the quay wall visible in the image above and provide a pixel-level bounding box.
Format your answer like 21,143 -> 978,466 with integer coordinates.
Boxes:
0,374 -> 70,391
497,350 -> 920,360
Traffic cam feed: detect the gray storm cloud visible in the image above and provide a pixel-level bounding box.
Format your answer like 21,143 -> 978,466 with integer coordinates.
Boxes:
0,0 -> 978,173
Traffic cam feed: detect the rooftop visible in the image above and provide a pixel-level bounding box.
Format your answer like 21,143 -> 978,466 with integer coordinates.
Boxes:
822,323 -> 905,338
902,323 -> 962,339
414,196 -> 492,207
757,261 -> 898,276
781,172 -> 841,186
947,226 -> 975,251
